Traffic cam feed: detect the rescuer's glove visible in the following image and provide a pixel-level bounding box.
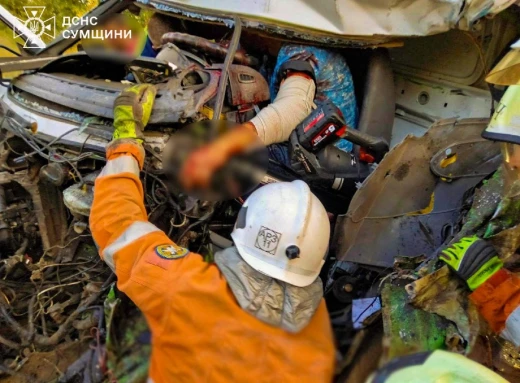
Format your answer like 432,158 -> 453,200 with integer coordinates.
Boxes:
113,84 -> 156,142
440,235 -> 503,290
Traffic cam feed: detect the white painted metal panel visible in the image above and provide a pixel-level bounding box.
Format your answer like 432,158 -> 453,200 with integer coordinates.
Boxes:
146,0 -> 516,36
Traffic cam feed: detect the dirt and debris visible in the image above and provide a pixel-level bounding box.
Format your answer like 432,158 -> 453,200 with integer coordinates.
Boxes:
373,168 -> 520,379
405,266 -> 480,351
393,254 -> 427,273
103,288 -> 151,383
1,340 -> 90,383
0,242 -> 112,381
393,162 -> 410,181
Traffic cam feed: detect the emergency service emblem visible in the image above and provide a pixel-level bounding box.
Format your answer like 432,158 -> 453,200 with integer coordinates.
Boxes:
155,244 -> 188,260
255,226 -> 281,255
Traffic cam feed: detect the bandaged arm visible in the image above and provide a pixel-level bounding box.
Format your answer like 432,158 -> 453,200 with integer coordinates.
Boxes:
250,75 -> 316,145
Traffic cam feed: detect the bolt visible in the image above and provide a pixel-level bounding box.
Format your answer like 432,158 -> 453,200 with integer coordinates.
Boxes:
343,284 -> 353,293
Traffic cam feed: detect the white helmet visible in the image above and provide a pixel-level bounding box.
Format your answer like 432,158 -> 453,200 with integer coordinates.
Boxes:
231,180 -> 330,287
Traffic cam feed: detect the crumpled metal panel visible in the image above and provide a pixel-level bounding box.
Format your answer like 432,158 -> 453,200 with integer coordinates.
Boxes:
10,68 -> 219,124
141,0 -> 516,38
333,118 -> 501,268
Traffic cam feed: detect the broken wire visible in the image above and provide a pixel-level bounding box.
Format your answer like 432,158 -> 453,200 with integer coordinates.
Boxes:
4,116 -> 99,165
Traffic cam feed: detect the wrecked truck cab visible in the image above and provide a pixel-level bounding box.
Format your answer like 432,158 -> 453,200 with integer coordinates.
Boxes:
0,0 -> 519,381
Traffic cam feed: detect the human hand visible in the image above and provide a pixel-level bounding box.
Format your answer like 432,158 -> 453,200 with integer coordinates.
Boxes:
113,84 -> 157,142
440,235 -> 503,290
179,123 -> 258,190
180,143 -> 230,189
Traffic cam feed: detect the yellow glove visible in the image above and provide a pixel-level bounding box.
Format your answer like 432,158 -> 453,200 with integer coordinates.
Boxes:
440,236 -> 503,290
113,84 -> 156,142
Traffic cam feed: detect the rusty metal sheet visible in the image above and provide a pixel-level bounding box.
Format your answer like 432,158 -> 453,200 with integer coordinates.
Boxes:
333,118 -> 501,268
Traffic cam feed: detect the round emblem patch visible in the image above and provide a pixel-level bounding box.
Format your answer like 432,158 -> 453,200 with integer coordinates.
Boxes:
155,244 -> 189,260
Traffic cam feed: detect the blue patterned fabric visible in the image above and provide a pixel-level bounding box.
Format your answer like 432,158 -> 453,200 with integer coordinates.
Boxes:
270,44 -> 358,152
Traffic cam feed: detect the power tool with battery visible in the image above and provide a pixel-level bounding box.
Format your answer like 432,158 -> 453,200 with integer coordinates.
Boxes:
286,100 -> 389,195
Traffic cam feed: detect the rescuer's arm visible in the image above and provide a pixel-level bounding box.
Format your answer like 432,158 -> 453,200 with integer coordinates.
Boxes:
440,236 -> 520,346
90,84 -> 159,267
89,85 -> 209,326
469,268 -> 520,347
90,138 -> 191,319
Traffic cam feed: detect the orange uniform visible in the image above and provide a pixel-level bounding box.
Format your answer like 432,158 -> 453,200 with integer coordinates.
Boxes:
470,268 -> 520,346
89,141 -> 336,383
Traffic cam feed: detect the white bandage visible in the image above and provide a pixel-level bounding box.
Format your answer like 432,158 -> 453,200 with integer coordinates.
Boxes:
250,75 -> 316,145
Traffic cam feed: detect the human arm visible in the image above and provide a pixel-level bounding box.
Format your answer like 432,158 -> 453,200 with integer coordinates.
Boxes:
89,140 -> 196,316
470,268 -> 520,347
440,236 -> 520,346
179,121 -> 258,189
249,72 -> 316,145
180,72 -> 315,189
89,85 -> 206,327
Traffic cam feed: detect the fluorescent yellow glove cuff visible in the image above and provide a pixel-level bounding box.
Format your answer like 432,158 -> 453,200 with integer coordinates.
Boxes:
440,236 -> 502,291
466,256 -> 503,291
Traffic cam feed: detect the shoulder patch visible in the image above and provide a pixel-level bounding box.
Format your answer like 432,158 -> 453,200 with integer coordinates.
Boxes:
155,244 -> 189,260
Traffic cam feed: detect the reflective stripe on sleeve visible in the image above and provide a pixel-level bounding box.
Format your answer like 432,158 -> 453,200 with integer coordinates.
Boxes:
501,306 -> 520,347
100,155 -> 140,178
102,221 -> 161,271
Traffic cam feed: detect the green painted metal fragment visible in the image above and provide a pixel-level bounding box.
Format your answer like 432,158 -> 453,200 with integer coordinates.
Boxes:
381,284 -> 447,360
